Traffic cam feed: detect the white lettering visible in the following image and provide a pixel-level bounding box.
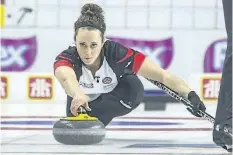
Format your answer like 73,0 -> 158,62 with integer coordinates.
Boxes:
204,79 -> 220,99
131,46 -> 167,66
213,41 -> 227,70
1,45 -> 29,67
30,79 -> 51,97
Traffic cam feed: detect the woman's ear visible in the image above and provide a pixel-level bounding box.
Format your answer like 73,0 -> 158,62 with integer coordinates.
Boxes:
102,37 -> 108,47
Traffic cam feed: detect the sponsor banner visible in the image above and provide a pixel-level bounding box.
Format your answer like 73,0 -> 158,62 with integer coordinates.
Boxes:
0,75 -> 9,100
107,37 -> 173,69
204,39 -> 227,73
27,75 -> 54,100
1,29 -> 226,91
1,36 -> 37,71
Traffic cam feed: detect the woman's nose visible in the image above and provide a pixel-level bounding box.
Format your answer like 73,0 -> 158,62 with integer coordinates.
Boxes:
86,48 -> 92,55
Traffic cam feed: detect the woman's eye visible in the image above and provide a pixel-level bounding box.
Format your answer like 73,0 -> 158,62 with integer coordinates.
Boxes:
91,44 -> 97,48
80,43 -> 86,47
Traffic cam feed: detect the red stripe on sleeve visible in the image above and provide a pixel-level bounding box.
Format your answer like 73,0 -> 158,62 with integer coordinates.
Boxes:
54,60 -> 73,71
58,53 -> 73,62
132,53 -> 146,73
117,48 -> 133,63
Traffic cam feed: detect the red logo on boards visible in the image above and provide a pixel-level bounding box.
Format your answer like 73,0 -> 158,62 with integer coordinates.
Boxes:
28,76 -> 53,100
0,76 -> 8,99
201,76 -> 221,102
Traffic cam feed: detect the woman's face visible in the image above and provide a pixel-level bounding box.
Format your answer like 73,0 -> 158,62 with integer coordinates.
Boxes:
75,28 -> 103,65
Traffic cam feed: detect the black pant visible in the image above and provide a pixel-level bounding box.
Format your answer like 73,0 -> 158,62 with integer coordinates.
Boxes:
66,74 -> 144,126
212,0 -> 232,148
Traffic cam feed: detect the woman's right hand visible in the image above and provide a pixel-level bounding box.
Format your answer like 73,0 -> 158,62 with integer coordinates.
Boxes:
70,91 -> 91,116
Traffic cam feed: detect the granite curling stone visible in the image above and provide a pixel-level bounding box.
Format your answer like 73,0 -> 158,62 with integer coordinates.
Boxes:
53,114 -> 106,145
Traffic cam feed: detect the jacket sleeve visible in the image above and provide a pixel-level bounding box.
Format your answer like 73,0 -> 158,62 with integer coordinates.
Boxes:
53,46 -> 78,72
108,41 -> 146,74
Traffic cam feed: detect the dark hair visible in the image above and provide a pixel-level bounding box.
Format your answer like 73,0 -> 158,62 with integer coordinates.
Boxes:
74,3 -> 106,41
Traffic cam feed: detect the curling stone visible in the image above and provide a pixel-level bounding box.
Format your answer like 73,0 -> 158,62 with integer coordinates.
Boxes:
52,111 -> 106,145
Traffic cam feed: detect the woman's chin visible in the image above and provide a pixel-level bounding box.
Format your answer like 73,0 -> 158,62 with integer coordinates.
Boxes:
83,59 -> 94,65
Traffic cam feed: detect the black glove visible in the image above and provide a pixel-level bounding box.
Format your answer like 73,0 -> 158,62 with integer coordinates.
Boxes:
187,91 -> 206,117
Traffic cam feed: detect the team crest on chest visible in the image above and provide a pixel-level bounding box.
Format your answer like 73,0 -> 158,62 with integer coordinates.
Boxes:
102,77 -> 112,84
